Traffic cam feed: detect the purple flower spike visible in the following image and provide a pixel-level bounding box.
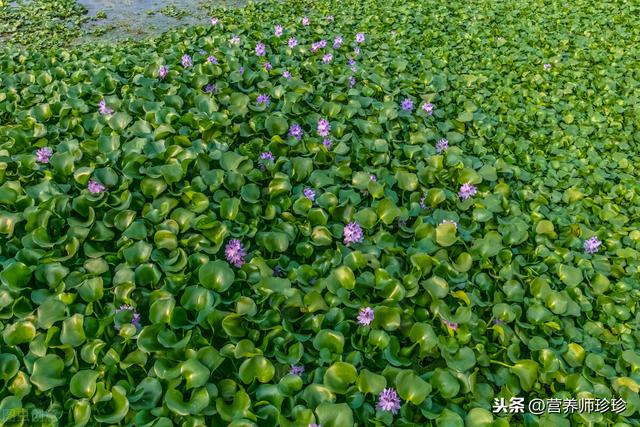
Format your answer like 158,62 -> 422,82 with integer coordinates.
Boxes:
158,65 -> 169,79
204,84 -> 216,94
131,312 -> 141,329
288,37 -> 298,48
317,118 -> 331,137
289,123 -> 304,140
370,174 -> 377,182
419,193 -> 428,209
207,55 -> 218,64
376,388 -> 401,415
322,53 -> 333,64
401,98 -> 414,112
260,151 -> 275,162
436,138 -> 449,153
333,36 -> 343,49
230,35 -> 240,45
343,222 -> 364,246
35,147 -> 53,163
98,99 -> 113,115
115,304 -> 142,330
584,236 -> 602,254
357,307 -> 374,326
255,42 -> 266,56
239,66 -> 245,74
211,17 -> 219,26
302,16 -> 310,26
303,188 -> 316,201
225,239 -> 247,268
356,33 -> 365,44
544,63 -> 551,70
458,183 -> 477,200
88,180 -> 106,194
257,94 -> 270,106
182,54 -> 192,68
264,62 -> 272,71
283,70 -> 292,79
318,39 -> 327,49
444,320 -> 458,331
290,365 -> 304,375
322,138 -> 332,150
275,24 -> 283,37
354,46 -> 360,55
422,102 -> 434,115
349,76 -> 356,87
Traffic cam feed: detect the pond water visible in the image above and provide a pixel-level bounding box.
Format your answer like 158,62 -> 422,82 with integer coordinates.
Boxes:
77,0 -> 243,43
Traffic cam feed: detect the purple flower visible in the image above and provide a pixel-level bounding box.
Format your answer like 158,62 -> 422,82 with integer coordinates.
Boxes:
349,76 -> 356,87
257,94 -> 270,106
493,318 -> 504,325
230,35 -> 240,45
422,102 -> 434,115
239,66 -> 245,74
98,99 -> 113,115
158,65 -> 169,79
288,37 -> 298,48
289,123 -> 304,140
322,138 -> 332,150
317,118 -> 331,137
255,42 -> 266,56
211,17 -> 219,26
355,33 -> 365,44
264,62 -> 272,71
376,388 -> 401,415
204,84 -> 216,94
303,187 -> 316,201
333,36 -> 343,49
311,42 -> 321,53
318,39 -> 327,49
273,265 -> 285,277
354,46 -> 360,55
544,63 -> 551,70
584,236 -> 602,254
343,222 -> 364,246
370,174 -> 377,182
458,183 -> 477,200
327,15 -> 334,23
35,147 -> 53,163
302,16 -> 310,26
283,70 -> 292,79
309,425 -> 322,427
88,180 -> 106,194
401,98 -> 414,112
443,320 -> 458,331
348,58 -> 356,67
322,53 -> 333,64
357,307 -> 374,326
207,55 -> 218,64
419,193 -> 427,209
436,138 -> 449,153
115,305 -> 141,330
225,239 -> 247,268
199,49 -> 206,55
260,151 -> 275,162
290,365 -> 304,375
275,25 -> 283,37
182,54 -> 192,68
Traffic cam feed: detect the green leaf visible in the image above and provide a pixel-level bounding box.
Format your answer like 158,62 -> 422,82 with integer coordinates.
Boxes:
199,260 -> 235,292
323,362 -> 357,394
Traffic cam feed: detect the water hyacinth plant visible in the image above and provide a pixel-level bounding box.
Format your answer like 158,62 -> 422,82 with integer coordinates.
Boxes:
1,0 -> 639,425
